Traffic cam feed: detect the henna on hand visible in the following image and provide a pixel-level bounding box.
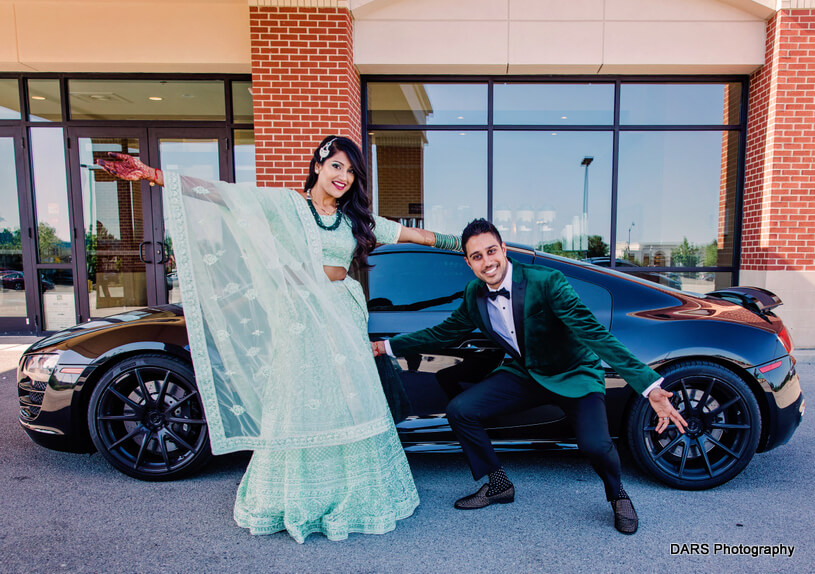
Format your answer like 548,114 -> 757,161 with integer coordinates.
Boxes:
96,152 -> 163,186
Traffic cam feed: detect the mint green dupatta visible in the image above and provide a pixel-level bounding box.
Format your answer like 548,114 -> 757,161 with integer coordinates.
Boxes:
163,173 -> 391,454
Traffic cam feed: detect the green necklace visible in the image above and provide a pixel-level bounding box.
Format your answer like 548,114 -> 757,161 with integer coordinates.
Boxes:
306,189 -> 343,231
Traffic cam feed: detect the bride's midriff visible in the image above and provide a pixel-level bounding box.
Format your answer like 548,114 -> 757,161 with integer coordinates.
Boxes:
323,265 -> 347,282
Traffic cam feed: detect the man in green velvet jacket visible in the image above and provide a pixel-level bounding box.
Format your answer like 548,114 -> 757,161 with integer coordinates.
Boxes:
372,219 -> 687,534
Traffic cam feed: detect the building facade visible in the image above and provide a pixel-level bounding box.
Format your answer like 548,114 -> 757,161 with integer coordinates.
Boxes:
0,0 -> 813,346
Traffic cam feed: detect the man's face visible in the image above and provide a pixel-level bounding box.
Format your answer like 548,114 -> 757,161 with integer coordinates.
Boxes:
464,232 -> 509,289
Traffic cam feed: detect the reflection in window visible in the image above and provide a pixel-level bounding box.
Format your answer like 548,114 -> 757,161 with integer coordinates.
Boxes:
367,83 -> 487,126
620,83 -> 742,125
69,79 -> 226,121
234,129 -> 255,183
494,83 -> 614,125
31,128 -> 72,263
28,79 -> 62,122
629,271 -> 731,293
40,269 -> 76,331
617,131 -> 737,273
0,137 -> 25,317
368,251 -> 471,311
0,79 -> 21,120
232,81 -> 253,123
494,131 -> 612,259
369,131 -> 487,234
80,137 -> 148,317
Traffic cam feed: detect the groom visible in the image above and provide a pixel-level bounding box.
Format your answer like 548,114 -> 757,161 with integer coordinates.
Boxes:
372,218 -> 688,534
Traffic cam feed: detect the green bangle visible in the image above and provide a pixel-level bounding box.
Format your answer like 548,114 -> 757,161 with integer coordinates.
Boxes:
433,232 -> 463,252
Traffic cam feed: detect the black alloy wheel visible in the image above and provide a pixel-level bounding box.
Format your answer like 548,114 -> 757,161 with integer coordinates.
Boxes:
627,360 -> 761,490
87,354 -> 212,481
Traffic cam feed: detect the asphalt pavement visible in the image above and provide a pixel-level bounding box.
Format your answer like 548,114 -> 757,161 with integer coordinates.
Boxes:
1,339 -> 813,574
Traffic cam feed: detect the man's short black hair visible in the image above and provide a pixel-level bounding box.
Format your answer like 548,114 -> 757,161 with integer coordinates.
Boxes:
461,218 -> 503,256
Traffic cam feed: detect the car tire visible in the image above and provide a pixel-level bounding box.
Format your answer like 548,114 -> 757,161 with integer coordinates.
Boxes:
627,360 -> 761,490
87,354 -> 212,481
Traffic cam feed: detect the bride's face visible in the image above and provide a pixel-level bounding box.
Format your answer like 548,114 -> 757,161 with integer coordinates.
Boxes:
313,150 -> 355,201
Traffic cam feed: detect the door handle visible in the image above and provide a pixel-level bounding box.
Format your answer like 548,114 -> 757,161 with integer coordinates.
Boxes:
156,242 -> 168,265
139,241 -> 153,264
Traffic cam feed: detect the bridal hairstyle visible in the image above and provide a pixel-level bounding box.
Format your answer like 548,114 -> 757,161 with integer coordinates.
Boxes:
303,135 -> 377,268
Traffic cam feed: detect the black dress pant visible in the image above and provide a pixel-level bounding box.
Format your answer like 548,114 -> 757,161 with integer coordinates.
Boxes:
445,370 -> 624,501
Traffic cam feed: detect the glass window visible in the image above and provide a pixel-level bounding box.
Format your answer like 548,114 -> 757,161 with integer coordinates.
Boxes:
0,137 -> 25,317
367,83 -> 487,126
620,83 -> 742,125
28,79 -> 62,122
369,130 -> 488,234
629,270 -> 731,293
30,128 -> 72,263
617,131 -> 737,268
69,79 -> 226,121
493,131 -> 613,258
0,79 -> 21,120
368,251 -> 471,311
232,81 -> 253,123
160,138 -> 220,305
234,129 -> 255,183
494,83 -> 614,125
40,269 -> 76,331
80,137 -> 148,318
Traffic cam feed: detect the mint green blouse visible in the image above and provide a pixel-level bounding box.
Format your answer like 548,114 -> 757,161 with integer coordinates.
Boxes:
316,211 -> 402,269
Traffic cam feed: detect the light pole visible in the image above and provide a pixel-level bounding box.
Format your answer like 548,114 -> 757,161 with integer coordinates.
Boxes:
580,156 -> 594,252
627,221 -> 636,259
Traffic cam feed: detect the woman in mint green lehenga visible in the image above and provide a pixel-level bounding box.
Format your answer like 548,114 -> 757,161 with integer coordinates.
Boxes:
98,136 -> 462,543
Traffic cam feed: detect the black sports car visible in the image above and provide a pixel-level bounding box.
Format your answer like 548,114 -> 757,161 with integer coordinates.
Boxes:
17,244 -> 804,490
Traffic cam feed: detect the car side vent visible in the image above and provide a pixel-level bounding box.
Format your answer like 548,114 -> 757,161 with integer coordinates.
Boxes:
18,378 -> 46,420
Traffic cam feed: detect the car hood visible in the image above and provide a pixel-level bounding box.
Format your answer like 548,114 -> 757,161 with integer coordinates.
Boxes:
27,305 -> 184,352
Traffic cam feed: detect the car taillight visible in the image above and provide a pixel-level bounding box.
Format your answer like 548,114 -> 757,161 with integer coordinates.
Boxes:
778,326 -> 794,355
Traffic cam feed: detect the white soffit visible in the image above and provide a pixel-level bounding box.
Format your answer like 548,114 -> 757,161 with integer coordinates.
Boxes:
353,0 -> 774,75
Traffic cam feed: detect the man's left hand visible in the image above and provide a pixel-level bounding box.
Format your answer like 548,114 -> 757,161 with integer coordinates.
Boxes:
648,388 -> 689,434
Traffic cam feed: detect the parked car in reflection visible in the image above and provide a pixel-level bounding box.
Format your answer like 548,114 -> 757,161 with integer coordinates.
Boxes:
1,270 -> 54,291
17,244 -> 804,490
583,257 -> 683,290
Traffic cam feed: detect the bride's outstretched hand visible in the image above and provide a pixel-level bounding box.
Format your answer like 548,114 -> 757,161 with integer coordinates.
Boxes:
96,152 -> 164,186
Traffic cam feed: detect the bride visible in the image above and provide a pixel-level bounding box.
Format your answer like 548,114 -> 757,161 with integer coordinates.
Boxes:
98,135 -> 461,543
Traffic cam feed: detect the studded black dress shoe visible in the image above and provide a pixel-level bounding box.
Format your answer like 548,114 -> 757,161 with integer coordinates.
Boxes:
454,483 -> 515,510
611,498 -> 638,534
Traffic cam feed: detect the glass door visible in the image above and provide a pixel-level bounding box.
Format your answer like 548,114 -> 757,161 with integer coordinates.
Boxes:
0,127 -> 34,332
149,128 -> 229,305
68,128 -> 165,319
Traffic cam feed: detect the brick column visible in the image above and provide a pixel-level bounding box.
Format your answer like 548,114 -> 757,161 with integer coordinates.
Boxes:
742,9 -> 815,345
249,3 -> 361,189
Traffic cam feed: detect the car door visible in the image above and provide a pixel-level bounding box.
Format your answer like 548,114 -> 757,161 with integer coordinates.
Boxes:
367,246 -> 582,447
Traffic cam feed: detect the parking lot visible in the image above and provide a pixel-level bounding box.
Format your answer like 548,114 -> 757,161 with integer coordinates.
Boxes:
1,342 -> 812,574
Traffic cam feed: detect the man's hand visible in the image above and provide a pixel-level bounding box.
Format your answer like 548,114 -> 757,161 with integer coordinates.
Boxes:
97,152 -> 164,186
648,388 -> 689,434
371,340 -> 386,357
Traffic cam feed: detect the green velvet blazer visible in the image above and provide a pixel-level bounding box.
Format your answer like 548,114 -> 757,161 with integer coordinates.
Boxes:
389,259 -> 660,398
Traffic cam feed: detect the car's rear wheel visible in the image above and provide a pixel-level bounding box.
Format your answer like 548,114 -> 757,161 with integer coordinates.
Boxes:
87,354 -> 212,481
627,360 -> 761,490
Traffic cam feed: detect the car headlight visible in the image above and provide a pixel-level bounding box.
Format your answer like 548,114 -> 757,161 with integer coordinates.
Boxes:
22,353 -> 60,383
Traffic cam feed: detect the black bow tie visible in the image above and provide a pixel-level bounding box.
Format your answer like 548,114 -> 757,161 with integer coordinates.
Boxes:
487,287 -> 510,301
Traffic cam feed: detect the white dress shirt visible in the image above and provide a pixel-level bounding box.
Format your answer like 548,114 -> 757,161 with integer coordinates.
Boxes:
383,261 -> 662,397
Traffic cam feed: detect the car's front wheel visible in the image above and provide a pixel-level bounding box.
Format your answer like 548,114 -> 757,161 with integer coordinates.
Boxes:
87,354 -> 212,481
627,360 -> 761,490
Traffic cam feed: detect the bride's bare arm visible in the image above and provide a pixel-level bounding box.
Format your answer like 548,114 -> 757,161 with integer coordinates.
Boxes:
96,152 -> 164,186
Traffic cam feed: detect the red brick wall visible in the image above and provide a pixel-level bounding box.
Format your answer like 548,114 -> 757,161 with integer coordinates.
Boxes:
250,6 -> 361,189
743,10 -> 815,272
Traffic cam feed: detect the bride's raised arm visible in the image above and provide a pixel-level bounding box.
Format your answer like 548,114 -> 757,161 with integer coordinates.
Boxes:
96,152 -> 164,186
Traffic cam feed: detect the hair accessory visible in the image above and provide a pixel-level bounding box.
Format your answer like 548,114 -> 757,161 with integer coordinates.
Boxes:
318,138 -> 337,161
